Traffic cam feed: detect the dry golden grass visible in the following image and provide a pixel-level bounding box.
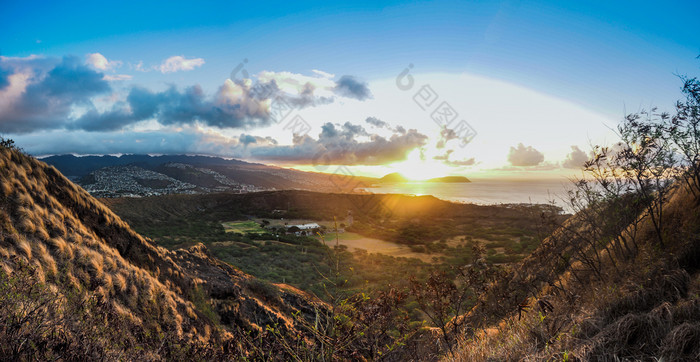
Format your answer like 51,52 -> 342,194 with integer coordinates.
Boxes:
0,179 -> 11,196
16,238 -> 32,259
113,272 -> 127,292
17,216 -> 36,234
0,146 -> 331,360
0,147 -> 206,338
449,183 -> 700,361
47,237 -> 68,257
34,242 -> 57,276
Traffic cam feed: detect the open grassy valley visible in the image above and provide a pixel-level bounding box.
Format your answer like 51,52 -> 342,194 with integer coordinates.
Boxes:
100,190 -> 560,299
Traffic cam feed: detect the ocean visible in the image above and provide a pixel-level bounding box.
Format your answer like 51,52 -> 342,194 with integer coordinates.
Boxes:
364,177 -> 573,209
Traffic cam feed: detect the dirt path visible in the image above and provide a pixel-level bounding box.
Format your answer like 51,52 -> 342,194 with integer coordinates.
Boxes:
319,232 -> 434,263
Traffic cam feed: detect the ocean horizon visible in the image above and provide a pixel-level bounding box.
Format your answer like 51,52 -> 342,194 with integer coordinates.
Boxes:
364,177 -> 573,210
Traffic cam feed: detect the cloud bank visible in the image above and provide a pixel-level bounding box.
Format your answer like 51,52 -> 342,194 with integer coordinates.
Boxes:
16,119 -> 427,166
249,121 -> 427,165
0,56 -> 110,134
0,56 -> 376,136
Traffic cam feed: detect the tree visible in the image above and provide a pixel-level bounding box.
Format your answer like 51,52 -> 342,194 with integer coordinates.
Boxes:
666,75 -> 700,197
0,136 -> 19,151
615,110 -> 677,246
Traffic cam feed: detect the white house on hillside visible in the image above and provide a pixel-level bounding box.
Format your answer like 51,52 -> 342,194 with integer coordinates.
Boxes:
286,223 -> 322,236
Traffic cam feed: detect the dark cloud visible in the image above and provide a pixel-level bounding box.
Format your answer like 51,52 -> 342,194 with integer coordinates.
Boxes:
249,122 -> 427,165
148,83 -> 267,128
239,134 -> 258,146
69,81 -> 270,131
365,116 -> 388,128
0,56 -> 111,133
333,75 -> 372,100
339,122 -> 369,137
562,145 -> 589,169
239,133 -> 278,147
507,143 -> 544,166
70,103 -> 135,132
254,71 -> 367,107
39,57 -> 109,98
436,127 -> 458,149
282,81 -> 334,108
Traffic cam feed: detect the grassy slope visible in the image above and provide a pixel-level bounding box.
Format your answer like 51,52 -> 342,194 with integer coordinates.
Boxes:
450,183 -> 700,361
0,146 -> 324,359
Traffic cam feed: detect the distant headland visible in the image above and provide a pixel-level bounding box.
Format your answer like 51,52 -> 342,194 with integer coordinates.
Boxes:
378,172 -> 471,184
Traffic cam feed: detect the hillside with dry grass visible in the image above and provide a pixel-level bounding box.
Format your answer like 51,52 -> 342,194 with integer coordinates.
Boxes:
0,144 -> 326,360
444,182 -> 700,361
445,80 -> 700,361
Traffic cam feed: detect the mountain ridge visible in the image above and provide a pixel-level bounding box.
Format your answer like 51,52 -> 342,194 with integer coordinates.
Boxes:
41,153 -> 378,195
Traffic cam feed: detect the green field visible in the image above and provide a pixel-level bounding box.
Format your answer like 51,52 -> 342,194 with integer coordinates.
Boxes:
222,220 -> 267,234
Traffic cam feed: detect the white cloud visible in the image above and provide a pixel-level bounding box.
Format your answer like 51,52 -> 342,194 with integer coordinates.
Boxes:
86,53 -> 122,71
130,61 -> 147,72
311,69 -> 335,78
157,55 -> 205,73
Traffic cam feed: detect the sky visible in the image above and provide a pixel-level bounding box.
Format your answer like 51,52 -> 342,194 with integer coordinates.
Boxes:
1,0 -> 698,179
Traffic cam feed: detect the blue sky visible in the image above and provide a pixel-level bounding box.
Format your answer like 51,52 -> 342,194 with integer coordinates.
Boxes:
1,0 -> 699,177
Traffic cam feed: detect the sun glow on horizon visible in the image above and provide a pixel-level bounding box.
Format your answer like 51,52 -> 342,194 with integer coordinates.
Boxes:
389,149 -> 453,181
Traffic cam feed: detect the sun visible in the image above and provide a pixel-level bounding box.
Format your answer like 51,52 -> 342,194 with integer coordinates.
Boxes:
390,149 -> 450,181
